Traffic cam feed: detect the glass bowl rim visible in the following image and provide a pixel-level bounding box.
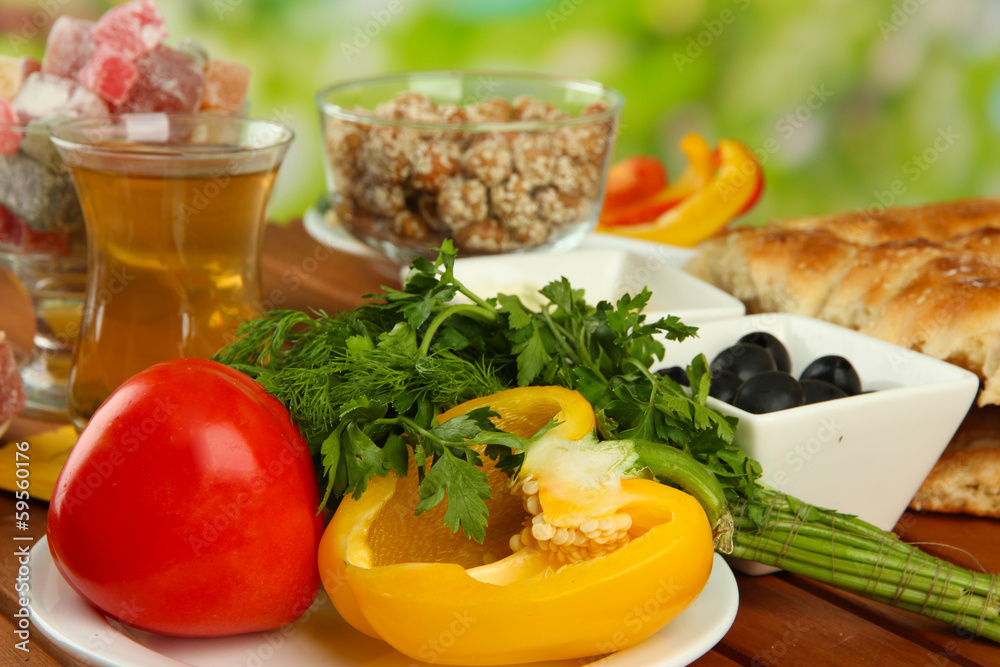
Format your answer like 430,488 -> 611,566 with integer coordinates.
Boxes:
315,69 -> 624,133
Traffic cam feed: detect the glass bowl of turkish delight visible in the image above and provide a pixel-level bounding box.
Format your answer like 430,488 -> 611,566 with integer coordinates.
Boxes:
316,71 -> 624,262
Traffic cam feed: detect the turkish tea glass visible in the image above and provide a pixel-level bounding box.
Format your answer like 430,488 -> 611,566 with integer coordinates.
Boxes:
52,113 -> 293,430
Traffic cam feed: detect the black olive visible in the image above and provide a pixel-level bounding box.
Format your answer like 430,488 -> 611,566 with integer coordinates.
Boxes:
710,343 -> 776,383
737,331 -> 792,373
709,370 -> 742,404
800,378 -> 848,405
733,371 -> 804,414
800,355 -> 862,396
655,365 -> 689,386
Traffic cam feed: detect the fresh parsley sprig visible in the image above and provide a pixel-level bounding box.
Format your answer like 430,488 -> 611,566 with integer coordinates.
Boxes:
313,400 -> 529,542
214,241 -> 752,541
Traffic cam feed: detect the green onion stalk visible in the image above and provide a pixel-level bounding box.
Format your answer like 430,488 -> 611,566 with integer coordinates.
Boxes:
641,442 -> 1000,642
730,490 -> 1000,641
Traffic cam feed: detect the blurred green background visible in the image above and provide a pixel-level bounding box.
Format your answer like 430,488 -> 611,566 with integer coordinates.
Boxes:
3,0 -> 999,225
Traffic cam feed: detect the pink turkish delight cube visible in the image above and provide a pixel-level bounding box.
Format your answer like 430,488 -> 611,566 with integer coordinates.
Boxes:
0,100 -> 21,154
116,44 -> 204,113
200,58 -> 249,112
78,45 -> 139,105
41,16 -> 96,80
91,0 -> 168,60
11,73 -> 108,123
0,56 -> 41,103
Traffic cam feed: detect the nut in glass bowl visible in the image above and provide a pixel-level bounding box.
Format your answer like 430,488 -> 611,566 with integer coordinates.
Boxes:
316,71 -> 624,262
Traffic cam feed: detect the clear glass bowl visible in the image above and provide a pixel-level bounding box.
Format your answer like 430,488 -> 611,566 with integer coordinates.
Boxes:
316,71 -> 624,263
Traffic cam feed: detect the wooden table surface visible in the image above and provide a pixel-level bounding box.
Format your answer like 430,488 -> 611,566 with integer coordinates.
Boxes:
2,220 -> 1000,666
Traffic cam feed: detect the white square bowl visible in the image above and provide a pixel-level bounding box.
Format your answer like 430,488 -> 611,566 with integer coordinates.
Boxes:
448,247 -> 745,323
656,313 -> 980,573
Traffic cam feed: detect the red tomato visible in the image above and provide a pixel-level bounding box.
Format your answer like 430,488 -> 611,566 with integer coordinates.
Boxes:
46,359 -> 325,637
601,155 -> 668,212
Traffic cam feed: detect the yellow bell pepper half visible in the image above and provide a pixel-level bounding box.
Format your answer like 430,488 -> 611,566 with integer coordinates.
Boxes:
318,387 -> 715,665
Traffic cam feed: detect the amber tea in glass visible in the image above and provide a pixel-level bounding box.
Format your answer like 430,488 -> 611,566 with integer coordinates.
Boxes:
52,114 -> 292,429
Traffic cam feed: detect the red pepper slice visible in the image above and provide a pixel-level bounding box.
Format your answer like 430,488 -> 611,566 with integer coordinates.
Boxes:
599,134 -> 715,228
602,155 -> 668,212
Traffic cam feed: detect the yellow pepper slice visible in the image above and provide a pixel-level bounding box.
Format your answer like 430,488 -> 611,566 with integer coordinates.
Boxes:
318,387 -> 715,665
668,132 -> 717,191
0,425 -> 77,501
598,134 -> 714,229
436,385 -> 596,441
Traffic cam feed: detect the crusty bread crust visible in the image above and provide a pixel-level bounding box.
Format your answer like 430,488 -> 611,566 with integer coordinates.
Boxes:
818,240 -> 946,329
910,406 -> 1000,516
767,196 -> 1000,245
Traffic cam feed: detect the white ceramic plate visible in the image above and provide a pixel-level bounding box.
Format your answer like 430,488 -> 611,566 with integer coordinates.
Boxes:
30,537 -> 738,667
